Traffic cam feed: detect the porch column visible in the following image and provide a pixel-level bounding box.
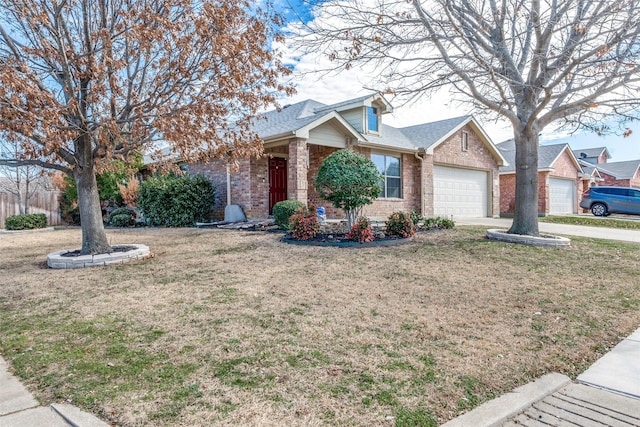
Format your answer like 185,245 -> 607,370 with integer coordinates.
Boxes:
423,156 -> 435,217
288,138 -> 308,204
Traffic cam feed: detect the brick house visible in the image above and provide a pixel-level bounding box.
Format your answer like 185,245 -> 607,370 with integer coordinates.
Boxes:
596,161 -> 640,188
190,93 -> 507,220
497,141 -> 585,216
571,146 -> 640,189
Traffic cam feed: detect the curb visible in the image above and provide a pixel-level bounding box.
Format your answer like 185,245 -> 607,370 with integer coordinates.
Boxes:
440,373 -> 571,427
50,403 -> 110,427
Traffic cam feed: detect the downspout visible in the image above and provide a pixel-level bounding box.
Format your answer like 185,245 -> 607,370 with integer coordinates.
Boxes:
414,150 -> 425,217
226,164 -> 231,206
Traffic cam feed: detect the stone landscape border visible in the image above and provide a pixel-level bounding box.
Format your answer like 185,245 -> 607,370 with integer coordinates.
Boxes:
486,229 -> 571,247
47,244 -> 152,269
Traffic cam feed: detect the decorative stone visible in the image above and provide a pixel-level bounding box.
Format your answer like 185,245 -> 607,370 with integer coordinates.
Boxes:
224,204 -> 247,223
486,229 -> 570,247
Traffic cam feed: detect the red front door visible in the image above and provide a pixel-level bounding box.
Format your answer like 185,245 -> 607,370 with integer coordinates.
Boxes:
269,158 -> 287,214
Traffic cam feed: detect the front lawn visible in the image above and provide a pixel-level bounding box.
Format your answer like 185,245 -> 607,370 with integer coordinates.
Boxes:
0,227 -> 638,426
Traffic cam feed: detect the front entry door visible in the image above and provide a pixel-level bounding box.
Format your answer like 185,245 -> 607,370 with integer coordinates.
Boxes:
269,158 -> 287,214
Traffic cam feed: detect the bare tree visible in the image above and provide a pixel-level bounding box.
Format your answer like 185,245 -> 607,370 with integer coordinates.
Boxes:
0,0 -> 294,254
298,0 -> 640,235
0,137 -> 48,215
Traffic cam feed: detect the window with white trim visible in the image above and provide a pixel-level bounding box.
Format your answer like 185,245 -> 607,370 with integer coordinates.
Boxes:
367,106 -> 379,133
461,131 -> 469,151
371,153 -> 401,198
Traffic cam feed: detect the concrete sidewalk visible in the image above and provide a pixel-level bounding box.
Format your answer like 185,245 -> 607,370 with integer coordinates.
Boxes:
442,326 -> 640,426
0,356 -> 108,427
455,216 -> 640,243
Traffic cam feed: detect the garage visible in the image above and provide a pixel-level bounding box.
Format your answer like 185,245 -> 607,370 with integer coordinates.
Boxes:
549,178 -> 576,214
433,165 -> 488,217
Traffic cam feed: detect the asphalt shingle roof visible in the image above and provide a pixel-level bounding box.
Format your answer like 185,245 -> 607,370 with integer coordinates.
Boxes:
254,97 -> 474,152
572,147 -> 610,161
497,140 -> 570,173
596,160 -> 640,179
252,100 -> 327,140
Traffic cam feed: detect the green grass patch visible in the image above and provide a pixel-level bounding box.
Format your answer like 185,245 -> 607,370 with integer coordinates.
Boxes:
540,215 -> 640,229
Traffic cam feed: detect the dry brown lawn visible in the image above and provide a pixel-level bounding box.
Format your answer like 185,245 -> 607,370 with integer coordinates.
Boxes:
0,226 -> 639,426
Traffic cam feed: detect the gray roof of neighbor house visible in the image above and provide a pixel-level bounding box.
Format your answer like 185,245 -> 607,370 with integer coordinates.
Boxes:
497,140 -> 578,173
577,159 -> 600,177
596,160 -> 640,179
572,147 -> 611,162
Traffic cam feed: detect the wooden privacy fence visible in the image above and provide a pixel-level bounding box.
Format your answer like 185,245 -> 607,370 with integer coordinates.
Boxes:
0,189 -> 62,229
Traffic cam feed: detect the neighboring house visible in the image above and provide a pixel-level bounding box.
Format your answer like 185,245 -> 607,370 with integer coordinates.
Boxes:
596,161 -> 640,188
497,141 -> 584,216
572,147 -> 611,165
571,146 -> 640,188
189,93 -> 507,220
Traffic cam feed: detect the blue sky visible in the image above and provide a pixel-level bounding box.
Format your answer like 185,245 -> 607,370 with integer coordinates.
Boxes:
278,0 -> 640,162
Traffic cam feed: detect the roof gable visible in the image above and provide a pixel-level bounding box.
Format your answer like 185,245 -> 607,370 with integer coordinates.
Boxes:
497,141 -> 581,174
596,160 -> 640,179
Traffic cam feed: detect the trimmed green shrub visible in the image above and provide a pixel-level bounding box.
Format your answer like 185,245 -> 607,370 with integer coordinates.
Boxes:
109,207 -> 137,225
138,174 -> 215,227
346,217 -> 375,243
110,214 -> 134,227
289,205 -> 320,240
315,149 -> 382,228
422,216 -> 455,230
273,200 -> 304,230
5,213 -> 47,230
385,211 -> 415,238
410,210 -> 422,226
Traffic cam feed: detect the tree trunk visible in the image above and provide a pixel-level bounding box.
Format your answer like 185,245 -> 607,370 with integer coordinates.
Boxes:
508,130 -> 540,236
74,166 -> 112,255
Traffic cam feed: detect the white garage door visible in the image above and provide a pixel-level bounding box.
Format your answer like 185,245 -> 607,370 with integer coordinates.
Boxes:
549,178 -> 575,214
433,165 -> 488,217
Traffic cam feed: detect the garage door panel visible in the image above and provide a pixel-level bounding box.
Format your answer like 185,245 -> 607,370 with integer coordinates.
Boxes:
433,166 -> 488,217
549,178 -> 576,214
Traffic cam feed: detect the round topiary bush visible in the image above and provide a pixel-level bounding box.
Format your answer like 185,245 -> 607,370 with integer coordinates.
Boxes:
315,149 -> 381,228
108,207 -> 137,227
273,200 -> 305,230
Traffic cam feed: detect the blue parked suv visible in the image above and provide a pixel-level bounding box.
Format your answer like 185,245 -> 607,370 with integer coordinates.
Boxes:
580,186 -> 640,216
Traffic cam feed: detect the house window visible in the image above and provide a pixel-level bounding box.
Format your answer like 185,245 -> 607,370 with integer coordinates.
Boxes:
367,106 -> 379,133
371,153 -> 401,198
461,131 -> 469,151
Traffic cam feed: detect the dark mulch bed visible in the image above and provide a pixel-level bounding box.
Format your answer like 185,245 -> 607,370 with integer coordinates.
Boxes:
282,231 -> 410,247
60,245 -> 139,257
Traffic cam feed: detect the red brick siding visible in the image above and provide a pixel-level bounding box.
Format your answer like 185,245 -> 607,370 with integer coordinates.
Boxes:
189,160 -> 229,220
499,148 -> 580,216
599,171 -> 640,188
499,174 -> 516,214
306,145 -> 421,219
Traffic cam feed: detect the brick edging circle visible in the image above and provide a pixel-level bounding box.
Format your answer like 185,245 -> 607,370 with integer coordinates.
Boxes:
47,244 -> 152,269
486,229 -> 571,247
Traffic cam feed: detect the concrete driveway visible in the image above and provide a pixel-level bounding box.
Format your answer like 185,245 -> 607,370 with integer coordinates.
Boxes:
455,217 -> 640,243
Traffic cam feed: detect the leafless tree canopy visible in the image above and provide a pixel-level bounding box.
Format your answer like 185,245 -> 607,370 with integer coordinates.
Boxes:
301,0 -> 640,135
298,0 -> 640,235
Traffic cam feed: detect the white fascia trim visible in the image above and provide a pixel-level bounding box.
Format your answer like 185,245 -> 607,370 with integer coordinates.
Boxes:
296,111 -> 364,141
